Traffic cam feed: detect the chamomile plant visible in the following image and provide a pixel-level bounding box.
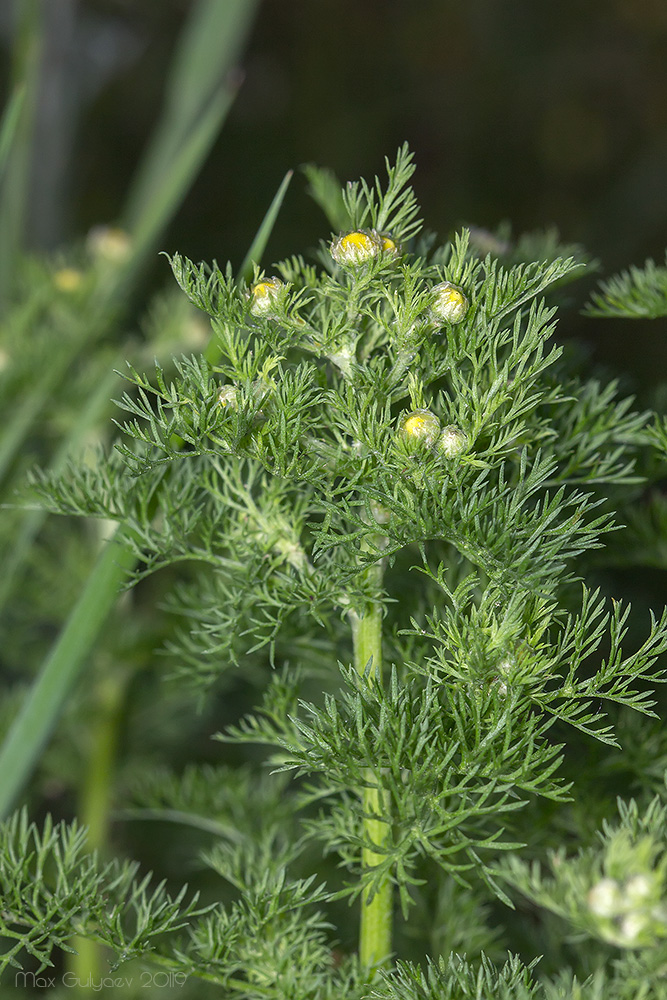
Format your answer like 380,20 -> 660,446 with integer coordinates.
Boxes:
6,145 -> 667,998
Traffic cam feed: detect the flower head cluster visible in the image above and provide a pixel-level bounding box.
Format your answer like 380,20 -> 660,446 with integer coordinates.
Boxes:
398,410 -> 469,460
217,385 -> 239,409
587,873 -> 667,947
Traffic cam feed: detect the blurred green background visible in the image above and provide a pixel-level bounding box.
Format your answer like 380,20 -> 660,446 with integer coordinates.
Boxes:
2,0 -> 667,386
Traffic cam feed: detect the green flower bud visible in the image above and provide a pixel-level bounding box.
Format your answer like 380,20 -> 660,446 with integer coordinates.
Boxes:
370,501 -> 391,525
619,912 -> 649,946
249,277 -> 284,316
625,874 -> 653,903
437,424 -> 468,457
430,281 -> 469,325
330,230 -> 382,267
399,409 -> 441,447
251,379 -> 275,409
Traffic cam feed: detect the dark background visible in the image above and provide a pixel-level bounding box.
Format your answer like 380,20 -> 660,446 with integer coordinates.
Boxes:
2,0 -> 667,388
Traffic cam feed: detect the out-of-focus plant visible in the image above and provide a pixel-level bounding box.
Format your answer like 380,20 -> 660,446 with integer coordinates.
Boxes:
0,0 -> 263,989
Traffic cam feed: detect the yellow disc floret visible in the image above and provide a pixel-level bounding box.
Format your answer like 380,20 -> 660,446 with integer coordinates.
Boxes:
430,281 -> 469,325
399,409 -> 441,447
330,230 -> 382,267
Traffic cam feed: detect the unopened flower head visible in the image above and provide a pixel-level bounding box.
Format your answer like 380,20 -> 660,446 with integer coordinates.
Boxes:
251,378 -> 275,407
431,281 -> 469,325
53,268 -> 83,293
588,877 -> 622,918
217,385 -> 239,410
378,232 -> 400,256
624,874 -> 654,903
437,424 -> 468,458
330,230 -> 382,267
249,277 -> 284,317
86,225 -> 132,263
370,501 -> 392,525
399,409 -> 441,448
619,912 -> 649,945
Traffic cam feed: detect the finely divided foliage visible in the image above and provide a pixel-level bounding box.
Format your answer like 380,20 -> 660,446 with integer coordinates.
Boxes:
585,253 -> 667,319
9,147 -> 667,996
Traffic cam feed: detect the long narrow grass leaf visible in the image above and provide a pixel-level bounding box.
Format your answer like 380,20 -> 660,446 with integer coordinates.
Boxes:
0,528 -> 136,819
123,0 -> 260,242
236,169 -> 294,286
0,85 -> 25,180
0,364 -> 121,614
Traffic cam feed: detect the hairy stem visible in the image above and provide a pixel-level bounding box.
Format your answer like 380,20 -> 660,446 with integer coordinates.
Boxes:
350,559 -> 392,968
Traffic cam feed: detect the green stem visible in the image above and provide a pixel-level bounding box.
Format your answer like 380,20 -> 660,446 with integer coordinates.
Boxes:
69,666 -> 129,984
350,560 -> 392,969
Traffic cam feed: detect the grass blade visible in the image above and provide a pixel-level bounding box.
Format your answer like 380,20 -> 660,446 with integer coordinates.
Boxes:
123,0 -> 261,252
0,527 -> 136,819
0,363 -> 121,614
0,85 -> 25,181
236,169 -> 294,286
0,1 -> 43,313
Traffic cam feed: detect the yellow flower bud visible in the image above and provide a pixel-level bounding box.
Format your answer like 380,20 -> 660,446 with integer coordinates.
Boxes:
249,278 -> 284,317
399,409 -> 441,447
53,268 -> 83,292
437,424 -> 468,457
378,232 -> 400,256
330,230 -> 382,267
431,281 -> 469,325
